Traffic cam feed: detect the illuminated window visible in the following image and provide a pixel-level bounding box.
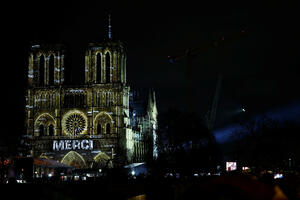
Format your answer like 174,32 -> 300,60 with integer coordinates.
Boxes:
49,55 -> 54,85
106,52 -> 110,83
49,124 -> 54,136
39,55 -> 45,86
106,123 -> 110,134
96,53 -> 102,83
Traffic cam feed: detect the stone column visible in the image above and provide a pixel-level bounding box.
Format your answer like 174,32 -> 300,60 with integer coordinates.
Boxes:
55,109 -> 61,136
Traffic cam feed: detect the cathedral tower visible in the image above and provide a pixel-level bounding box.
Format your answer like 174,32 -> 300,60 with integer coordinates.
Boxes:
84,41 -> 126,84
26,44 -> 66,137
27,44 -> 65,87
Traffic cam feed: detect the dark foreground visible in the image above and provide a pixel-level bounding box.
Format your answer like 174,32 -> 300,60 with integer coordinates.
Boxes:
2,173 -> 299,200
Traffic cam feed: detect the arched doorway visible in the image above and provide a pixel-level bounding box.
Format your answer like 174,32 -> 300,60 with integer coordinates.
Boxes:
93,152 -> 113,168
61,151 -> 86,168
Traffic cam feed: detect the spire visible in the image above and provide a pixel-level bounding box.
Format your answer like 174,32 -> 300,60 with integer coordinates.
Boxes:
108,13 -> 112,40
152,89 -> 158,116
147,88 -> 158,121
147,89 -> 153,112
152,89 -> 156,106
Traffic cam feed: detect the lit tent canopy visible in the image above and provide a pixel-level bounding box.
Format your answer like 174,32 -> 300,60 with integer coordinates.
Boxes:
34,158 -> 73,169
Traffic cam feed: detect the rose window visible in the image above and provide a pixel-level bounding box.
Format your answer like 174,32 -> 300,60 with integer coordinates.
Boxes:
65,114 -> 86,135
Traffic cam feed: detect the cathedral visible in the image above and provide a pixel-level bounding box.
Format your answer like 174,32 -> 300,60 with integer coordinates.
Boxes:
24,23 -> 158,169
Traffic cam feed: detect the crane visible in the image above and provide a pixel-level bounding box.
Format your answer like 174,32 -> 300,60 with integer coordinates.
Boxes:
205,74 -> 223,130
168,29 -> 247,128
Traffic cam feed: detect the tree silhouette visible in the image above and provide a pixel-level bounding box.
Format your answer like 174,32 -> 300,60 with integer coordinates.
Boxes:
229,116 -> 300,170
151,108 -> 221,175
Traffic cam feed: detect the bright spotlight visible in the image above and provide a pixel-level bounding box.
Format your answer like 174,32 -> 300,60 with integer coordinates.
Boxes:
242,108 -> 246,112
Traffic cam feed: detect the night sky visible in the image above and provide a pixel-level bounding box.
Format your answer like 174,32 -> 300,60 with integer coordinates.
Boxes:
1,1 -> 299,140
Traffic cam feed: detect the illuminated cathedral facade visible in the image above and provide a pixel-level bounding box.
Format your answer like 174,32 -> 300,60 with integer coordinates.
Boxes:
24,38 -> 158,169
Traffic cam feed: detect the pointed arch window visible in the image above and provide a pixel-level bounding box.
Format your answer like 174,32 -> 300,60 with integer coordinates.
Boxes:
105,52 -> 110,83
39,124 -> 44,136
121,55 -> 126,83
121,55 -> 124,82
97,123 -> 101,135
49,124 -> 54,136
49,55 -> 54,85
96,53 -> 102,83
106,123 -> 110,134
39,55 -> 45,86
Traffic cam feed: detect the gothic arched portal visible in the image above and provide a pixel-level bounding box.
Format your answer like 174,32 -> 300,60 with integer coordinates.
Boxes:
61,151 -> 86,168
93,152 -> 113,168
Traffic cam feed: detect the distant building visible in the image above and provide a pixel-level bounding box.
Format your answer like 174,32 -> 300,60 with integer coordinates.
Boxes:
24,29 -> 157,170
129,89 -> 158,162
